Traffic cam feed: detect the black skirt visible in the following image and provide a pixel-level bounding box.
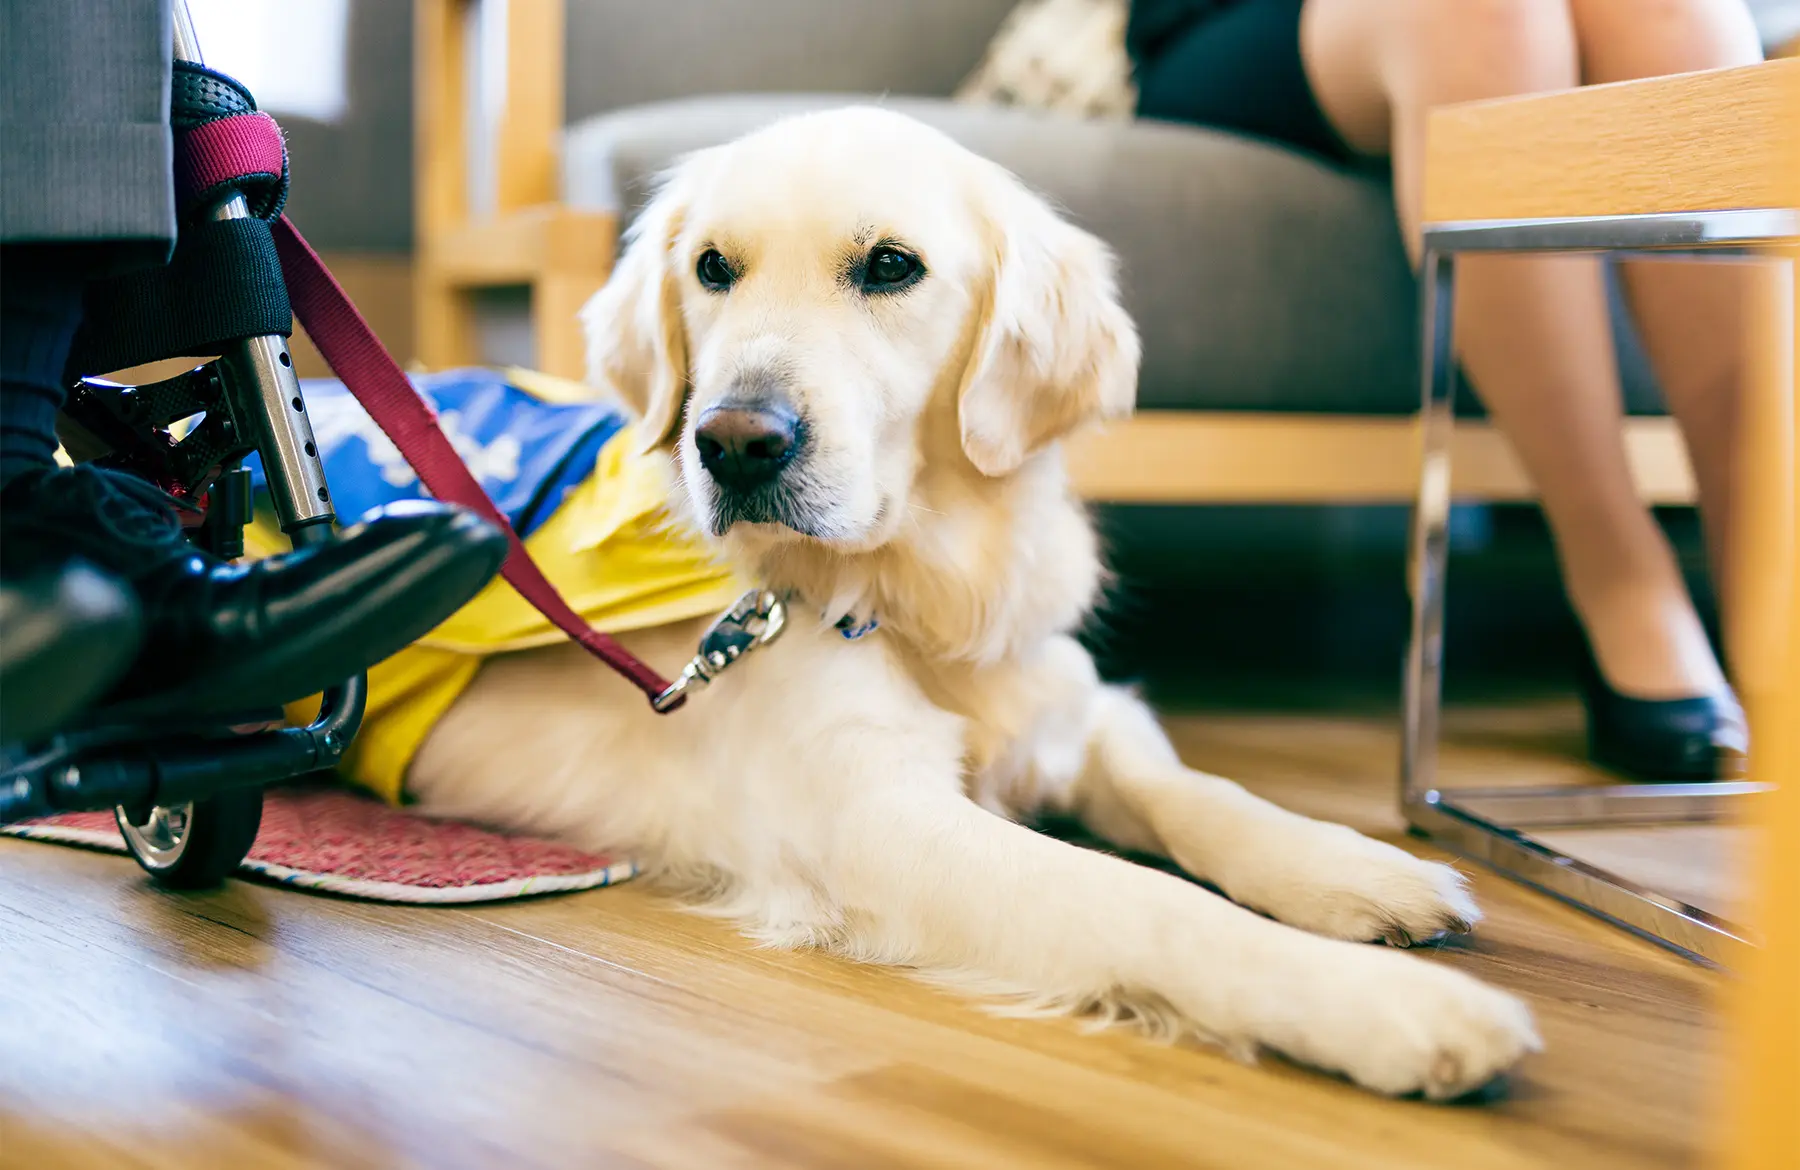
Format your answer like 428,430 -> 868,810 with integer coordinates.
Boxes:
1128,0 -> 1357,164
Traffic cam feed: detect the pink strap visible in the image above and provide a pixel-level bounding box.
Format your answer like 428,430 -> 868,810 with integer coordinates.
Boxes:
269,216 -> 682,710
177,114 -> 285,208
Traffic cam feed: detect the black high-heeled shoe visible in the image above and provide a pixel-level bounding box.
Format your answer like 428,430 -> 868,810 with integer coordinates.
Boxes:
1577,650 -> 1747,782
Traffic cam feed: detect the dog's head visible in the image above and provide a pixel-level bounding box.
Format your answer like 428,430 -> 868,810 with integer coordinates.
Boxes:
582,106 -> 1138,549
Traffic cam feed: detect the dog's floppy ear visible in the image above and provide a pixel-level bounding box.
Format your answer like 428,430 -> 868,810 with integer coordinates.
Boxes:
957,166 -> 1139,478
580,170 -> 692,451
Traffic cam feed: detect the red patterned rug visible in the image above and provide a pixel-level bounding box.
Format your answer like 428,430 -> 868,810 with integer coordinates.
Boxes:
1,784 -> 636,904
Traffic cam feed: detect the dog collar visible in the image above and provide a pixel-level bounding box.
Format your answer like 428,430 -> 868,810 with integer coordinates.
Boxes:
833,611 -> 880,640
650,588 -> 876,713
775,589 -> 879,641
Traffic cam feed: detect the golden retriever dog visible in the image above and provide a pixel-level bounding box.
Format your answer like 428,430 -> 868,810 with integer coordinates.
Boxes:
409,106 -> 1541,1098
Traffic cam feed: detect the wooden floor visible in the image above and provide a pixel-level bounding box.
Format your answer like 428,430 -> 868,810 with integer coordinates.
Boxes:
0,701 -> 1736,1170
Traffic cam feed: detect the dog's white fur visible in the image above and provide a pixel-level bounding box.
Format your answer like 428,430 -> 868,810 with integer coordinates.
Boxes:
410,107 -> 1541,1098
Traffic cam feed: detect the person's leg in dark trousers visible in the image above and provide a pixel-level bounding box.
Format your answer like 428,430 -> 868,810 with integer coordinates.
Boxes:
0,0 -> 179,735
0,258 -> 84,483
0,1 -> 508,737
1,0 -> 177,486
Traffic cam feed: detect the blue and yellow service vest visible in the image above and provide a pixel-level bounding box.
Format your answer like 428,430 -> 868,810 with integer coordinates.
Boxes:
245,368 -> 746,803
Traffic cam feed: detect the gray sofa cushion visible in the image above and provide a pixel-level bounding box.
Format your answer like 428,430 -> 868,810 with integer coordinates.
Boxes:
564,94 -> 1664,416
565,0 -> 1019,121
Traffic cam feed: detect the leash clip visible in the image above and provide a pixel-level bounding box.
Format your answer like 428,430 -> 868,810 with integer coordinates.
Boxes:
652,589 -> 788,712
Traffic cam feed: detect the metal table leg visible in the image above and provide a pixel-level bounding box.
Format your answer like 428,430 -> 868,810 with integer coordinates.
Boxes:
1398,211 -> 1795,967
1401,249 -> 1457,813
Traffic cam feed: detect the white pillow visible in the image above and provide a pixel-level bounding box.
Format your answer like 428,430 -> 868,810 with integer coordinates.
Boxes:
955,0 -> 1137,121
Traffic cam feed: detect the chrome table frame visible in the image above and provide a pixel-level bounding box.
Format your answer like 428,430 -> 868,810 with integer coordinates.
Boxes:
1405,209 -> 1797,968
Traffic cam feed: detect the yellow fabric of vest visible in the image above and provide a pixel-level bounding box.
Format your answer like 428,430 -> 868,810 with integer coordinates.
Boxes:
251,378 -> 745,804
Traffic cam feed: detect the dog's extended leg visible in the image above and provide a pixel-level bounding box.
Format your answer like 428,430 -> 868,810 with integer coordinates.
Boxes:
820,779 -> 1538,1098
1060,686 -> 1481,947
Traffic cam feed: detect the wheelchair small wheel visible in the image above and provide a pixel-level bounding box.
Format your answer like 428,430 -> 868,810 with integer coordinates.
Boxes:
115,788 -> 264,889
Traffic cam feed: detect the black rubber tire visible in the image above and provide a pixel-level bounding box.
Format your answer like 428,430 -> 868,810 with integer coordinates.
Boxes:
115,787 -> 264,889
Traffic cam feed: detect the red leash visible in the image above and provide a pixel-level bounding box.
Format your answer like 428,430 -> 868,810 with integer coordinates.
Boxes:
178,107 -> 681,708
269,219 -> 682,711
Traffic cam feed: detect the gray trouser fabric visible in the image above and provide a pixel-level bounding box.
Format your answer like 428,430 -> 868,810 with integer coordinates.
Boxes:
1,0 -> 175,262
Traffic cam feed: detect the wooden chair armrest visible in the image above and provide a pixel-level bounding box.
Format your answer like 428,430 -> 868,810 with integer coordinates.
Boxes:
1424,58 -> 1800,222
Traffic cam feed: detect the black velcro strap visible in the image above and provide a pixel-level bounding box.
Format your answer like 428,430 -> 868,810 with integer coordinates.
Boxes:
65,218 -> 292,378
171,62 -> 257,130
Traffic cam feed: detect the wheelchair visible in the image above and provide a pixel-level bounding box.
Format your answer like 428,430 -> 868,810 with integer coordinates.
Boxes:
0,3 -> 446,887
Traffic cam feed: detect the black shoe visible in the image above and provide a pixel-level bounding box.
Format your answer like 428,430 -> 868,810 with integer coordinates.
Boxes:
1577,650 -> 1747,782
0,558 -> 143,745
0,465 -> 509,722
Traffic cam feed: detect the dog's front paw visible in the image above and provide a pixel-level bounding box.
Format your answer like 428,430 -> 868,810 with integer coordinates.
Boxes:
1228,824 -> 1481,946
1305,950 -> 1542,1099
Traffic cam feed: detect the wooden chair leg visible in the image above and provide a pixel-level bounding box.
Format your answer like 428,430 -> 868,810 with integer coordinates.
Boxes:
1723,244 -> 1800,1170
416,271 -> 479,370
533,273 -> 605,381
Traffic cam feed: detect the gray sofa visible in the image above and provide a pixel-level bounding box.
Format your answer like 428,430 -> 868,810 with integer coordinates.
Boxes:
555,0 -> 1672,418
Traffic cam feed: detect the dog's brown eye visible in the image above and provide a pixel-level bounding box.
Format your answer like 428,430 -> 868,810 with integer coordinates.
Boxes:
862,245 -> 921,293
696,249 -> 735,291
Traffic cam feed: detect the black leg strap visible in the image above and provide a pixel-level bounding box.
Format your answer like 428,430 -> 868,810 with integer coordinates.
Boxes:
65,217 -> 291,378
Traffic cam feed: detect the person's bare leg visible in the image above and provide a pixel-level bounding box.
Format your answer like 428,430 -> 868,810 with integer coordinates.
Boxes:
1300,0 -> 1727,700
1568,0 -> 1764,606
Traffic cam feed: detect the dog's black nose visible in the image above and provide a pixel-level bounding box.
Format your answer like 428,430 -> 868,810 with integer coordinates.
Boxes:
694,404 -> 801,491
